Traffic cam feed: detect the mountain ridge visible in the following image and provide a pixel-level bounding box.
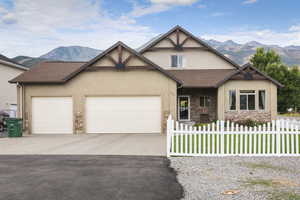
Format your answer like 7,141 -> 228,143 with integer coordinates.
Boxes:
10,40 -> 300,67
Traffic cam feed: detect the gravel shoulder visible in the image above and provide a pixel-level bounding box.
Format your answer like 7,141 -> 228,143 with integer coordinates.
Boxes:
170,157 -> 300,200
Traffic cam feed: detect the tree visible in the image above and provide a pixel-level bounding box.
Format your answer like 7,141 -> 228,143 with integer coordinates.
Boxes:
250,48 -> 281,72
250,48 -> 300,113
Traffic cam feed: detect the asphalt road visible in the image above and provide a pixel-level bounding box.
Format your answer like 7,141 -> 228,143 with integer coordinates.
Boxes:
0,155 -> 183,200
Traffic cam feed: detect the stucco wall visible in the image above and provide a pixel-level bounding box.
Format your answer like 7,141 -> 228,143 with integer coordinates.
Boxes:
21,70 -> 177,134
217,80 -> 278,121
142,31 -> 235,70
143,50 -> 235,70
0,64 -> 25,111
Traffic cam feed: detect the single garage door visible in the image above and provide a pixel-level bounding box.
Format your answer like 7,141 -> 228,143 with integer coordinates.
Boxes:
86,97 -> 161,133
32,97 -> 73,134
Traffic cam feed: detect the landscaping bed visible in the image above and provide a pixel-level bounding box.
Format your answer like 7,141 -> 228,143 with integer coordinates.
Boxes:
170,157 -> 300,200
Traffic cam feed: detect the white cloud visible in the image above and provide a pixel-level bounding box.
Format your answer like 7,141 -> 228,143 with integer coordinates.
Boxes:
129,3 -> 170,17
289,25 -> 300,32
0,0 -> 158,57
0,0 -> 203,57
197,4 -> 206,8
150,0 -> 198,5
211,12 -> 226,17
0,6 -> 7,14
243,0 -> 258,4
202,26 -> 300,46
129,0 -> 199,17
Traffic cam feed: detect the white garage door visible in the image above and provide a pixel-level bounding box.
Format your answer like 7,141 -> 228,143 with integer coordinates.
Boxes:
86,97 -> 161,133
32,97 -> 73,134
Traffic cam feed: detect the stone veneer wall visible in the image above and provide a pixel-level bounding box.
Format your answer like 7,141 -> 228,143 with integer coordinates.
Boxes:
178,88 -> 217,123
225,111 -> 271,122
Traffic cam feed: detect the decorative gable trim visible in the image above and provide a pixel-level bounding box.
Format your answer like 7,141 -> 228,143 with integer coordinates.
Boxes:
63,41 -> 182,85
216,63 -> 284,88
139,25 -> 240,69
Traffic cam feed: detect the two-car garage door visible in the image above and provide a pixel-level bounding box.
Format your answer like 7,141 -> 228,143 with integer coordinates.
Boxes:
86,97 -> 161,133
31,96 -> 161,134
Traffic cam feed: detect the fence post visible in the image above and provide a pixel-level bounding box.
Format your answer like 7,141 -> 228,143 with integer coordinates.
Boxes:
220,121 -> 225,155
276,120 -> 280,155
166,115 -> 172,157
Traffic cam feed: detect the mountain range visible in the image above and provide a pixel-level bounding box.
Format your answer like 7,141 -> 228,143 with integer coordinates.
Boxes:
12,46 -> 102,67
206,39 -> 300,66
9,40 -> 300,67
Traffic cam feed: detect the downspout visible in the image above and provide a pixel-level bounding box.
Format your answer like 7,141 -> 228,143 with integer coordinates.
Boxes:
16,83 -> 22,118
19,83 -> 26,130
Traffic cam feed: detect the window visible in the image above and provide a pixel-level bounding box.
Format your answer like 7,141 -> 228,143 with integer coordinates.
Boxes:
229,90 -> 236,110
178,96 -> 190,121
171,55 -> 183,68
200,96 -> 210,108
240,90 -> 255,110
259,90 -> 266,110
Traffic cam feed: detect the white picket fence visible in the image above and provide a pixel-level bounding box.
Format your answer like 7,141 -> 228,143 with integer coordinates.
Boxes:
166,115 -> 300,157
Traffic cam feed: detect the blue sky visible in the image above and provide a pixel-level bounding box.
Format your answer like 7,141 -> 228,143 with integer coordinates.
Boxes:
0,0 -> 300,57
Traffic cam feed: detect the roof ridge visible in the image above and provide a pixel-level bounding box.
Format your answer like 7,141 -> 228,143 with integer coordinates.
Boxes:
44,61 -> 87,63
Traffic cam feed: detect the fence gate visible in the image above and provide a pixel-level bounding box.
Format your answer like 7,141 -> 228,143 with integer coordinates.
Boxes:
167,115 -> 300,157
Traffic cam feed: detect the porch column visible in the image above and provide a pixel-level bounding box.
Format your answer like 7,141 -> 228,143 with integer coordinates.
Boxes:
217,85 -> 225,120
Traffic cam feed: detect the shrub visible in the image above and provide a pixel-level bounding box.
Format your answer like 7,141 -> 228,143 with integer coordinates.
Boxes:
234,119 -> 266,127
194,119 -> 267,128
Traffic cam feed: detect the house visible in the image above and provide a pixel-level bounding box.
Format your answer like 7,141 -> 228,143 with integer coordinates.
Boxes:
10,26 -> 283,135
0,54 -> 28,117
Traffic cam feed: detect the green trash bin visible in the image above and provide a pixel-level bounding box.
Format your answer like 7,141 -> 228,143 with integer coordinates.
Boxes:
5,118 -> 23,137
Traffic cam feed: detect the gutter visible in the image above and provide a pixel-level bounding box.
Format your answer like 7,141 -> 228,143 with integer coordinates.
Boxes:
0,60 -> 28,71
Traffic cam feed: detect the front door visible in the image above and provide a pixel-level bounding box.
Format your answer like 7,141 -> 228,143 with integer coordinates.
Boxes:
178,96 -> 190,121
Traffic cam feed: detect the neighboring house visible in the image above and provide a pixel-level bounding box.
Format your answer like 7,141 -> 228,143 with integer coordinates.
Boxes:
10,26 -> 283,135
0,54 -> 28,117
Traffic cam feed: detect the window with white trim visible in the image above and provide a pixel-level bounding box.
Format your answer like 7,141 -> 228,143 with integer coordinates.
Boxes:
240,90 -> 255,110
171,55 -> 183,68
259,90 -> 266,110
200,96 -> 210,108
229,90 -> 236,110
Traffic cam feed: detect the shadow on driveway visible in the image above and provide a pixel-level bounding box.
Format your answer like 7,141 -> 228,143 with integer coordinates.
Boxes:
0,155 -> 183,200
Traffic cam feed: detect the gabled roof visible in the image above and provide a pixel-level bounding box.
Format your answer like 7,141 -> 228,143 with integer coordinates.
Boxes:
61,41 -> 182,84
139,25 -> 241,69
10,42 -> 182,85
216,63 -> 284,87
0,54 -> 28,71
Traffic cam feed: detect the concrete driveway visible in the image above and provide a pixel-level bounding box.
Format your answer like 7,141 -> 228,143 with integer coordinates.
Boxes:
0,134 -> 166,156
0,155 -> 183,200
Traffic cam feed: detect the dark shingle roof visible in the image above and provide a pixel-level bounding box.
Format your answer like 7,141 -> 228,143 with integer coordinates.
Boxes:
10,42 -> 182,85
10,61 -> 85,83
168,69 -> 236,88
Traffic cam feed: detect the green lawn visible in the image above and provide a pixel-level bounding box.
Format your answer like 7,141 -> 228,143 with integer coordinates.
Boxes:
171,134 -> 300,155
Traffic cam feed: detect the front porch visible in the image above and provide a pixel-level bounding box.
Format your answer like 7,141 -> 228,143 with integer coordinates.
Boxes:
177,88 -> 218,124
